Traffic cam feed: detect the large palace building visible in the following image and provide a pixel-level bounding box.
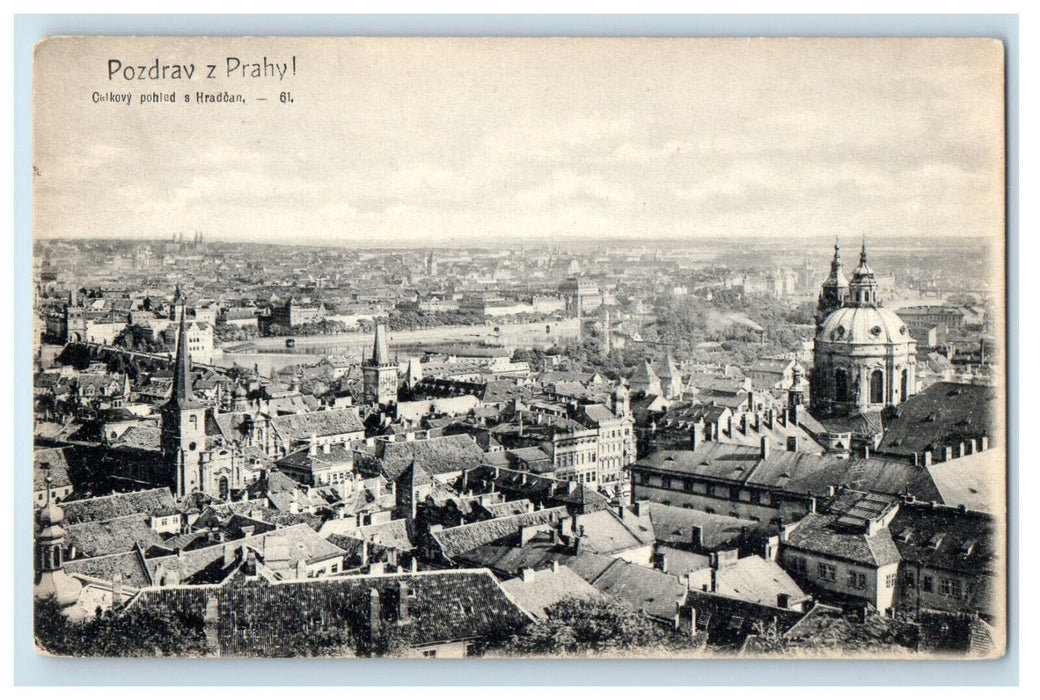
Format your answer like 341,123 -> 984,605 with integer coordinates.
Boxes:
811,242 -> 917,417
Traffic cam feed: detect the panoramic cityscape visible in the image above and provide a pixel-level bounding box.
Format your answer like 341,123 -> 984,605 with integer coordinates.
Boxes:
29,36 -> 1006,661
31,233 -> 1004,657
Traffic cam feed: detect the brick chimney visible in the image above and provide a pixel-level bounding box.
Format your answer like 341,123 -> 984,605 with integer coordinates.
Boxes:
980,436 -> 989,451
760,436 -> 770,460
923,451 -> 932,467
786,436 -> 799,452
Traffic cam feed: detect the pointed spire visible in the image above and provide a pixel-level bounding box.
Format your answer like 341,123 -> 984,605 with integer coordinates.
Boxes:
372,323 -> 390,366
860,236 -> 868,265
170,297 -> 196,405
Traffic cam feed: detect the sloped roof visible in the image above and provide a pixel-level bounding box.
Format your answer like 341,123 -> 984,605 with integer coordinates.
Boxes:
682,589 -> 809,648
644,502 -> 762,550
888,502 -> 999,577
687,556 -> 807,607
572,508 -> 655,555
878,382 -> 999,457
378,434 -> 485,481
925,449 -> 1004,514
586,557 -> 688,621
319,518 -> 414,551
61,488 -> 177,525
269,408 -> 364,442
499,565 -> 607,619
784,513 -> 902,567
145,524 -> 345,584
431,507 -> 569,560
110,424 -> 162,451
130,569 -> 531,654
66,513 -> 166,558
34,447 -> 73,491
65,547 -> 153,588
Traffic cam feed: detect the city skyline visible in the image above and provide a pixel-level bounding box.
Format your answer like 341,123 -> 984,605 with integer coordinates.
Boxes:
34,37 -> 1004,246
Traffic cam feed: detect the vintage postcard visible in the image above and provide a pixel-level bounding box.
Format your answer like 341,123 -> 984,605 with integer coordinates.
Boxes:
31,36 -> 1006,659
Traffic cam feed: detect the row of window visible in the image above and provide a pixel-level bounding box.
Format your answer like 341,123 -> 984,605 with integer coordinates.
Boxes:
788,556 -> 897,590
639,472 -> 775,506
906,572 -> 968,598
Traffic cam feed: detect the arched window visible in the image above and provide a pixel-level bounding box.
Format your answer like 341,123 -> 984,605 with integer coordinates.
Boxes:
834,368 -> 849,403
870,369 -> 884,404
218,476 -> 229,500
901,369 -> 909,401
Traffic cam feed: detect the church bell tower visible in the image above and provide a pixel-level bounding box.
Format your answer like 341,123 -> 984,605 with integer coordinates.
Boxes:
161,296 -> 207,497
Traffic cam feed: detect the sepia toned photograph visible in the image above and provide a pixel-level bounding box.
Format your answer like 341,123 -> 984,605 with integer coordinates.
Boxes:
30,35 -> 1007,660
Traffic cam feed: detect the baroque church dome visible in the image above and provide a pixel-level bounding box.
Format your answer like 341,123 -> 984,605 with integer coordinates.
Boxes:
817,305 -> 910,346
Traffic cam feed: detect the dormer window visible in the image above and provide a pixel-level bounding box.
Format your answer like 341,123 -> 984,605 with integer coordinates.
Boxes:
928,533 -> 945,550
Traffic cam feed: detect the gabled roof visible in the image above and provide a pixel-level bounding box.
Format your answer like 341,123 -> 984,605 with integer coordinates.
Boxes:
687,556 -> 807,608
66,513 -> 166,559
269,408 -> 364,442
499,565 -> 607,619
61,488 -> 177,525
431,507 -> 569,560
644,502 -> 763,550
145,523 -> 345,584
377,434 -> 485,481
65,546 -> 153,588
585,557 -> 687,621
784,513 -> 901,568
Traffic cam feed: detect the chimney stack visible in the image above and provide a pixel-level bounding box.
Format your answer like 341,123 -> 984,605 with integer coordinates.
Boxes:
923,451 -> 932,467
692,525 -> 704,549
760,437 -> 770,460
943,446 -> 953,462
980,436 -> 989,451
862,444 -> 870,459
787,436 -> 799,452
967,439 -> 977,455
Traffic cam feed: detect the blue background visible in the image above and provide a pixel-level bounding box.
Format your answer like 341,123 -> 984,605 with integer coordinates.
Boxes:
12,13 -> 1019,686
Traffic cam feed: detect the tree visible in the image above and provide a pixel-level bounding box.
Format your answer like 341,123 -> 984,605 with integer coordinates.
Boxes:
502,595 -> 691,656
34,596 -> 209,657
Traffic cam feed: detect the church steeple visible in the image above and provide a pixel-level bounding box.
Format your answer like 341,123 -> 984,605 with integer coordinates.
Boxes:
169,299 -> 199,408
816,239 -> 849,331
848,238 -> 879,307
371,323 -> 391,366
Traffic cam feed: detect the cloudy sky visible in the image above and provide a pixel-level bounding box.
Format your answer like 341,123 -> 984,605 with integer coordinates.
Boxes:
33,37 -> 1004,246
